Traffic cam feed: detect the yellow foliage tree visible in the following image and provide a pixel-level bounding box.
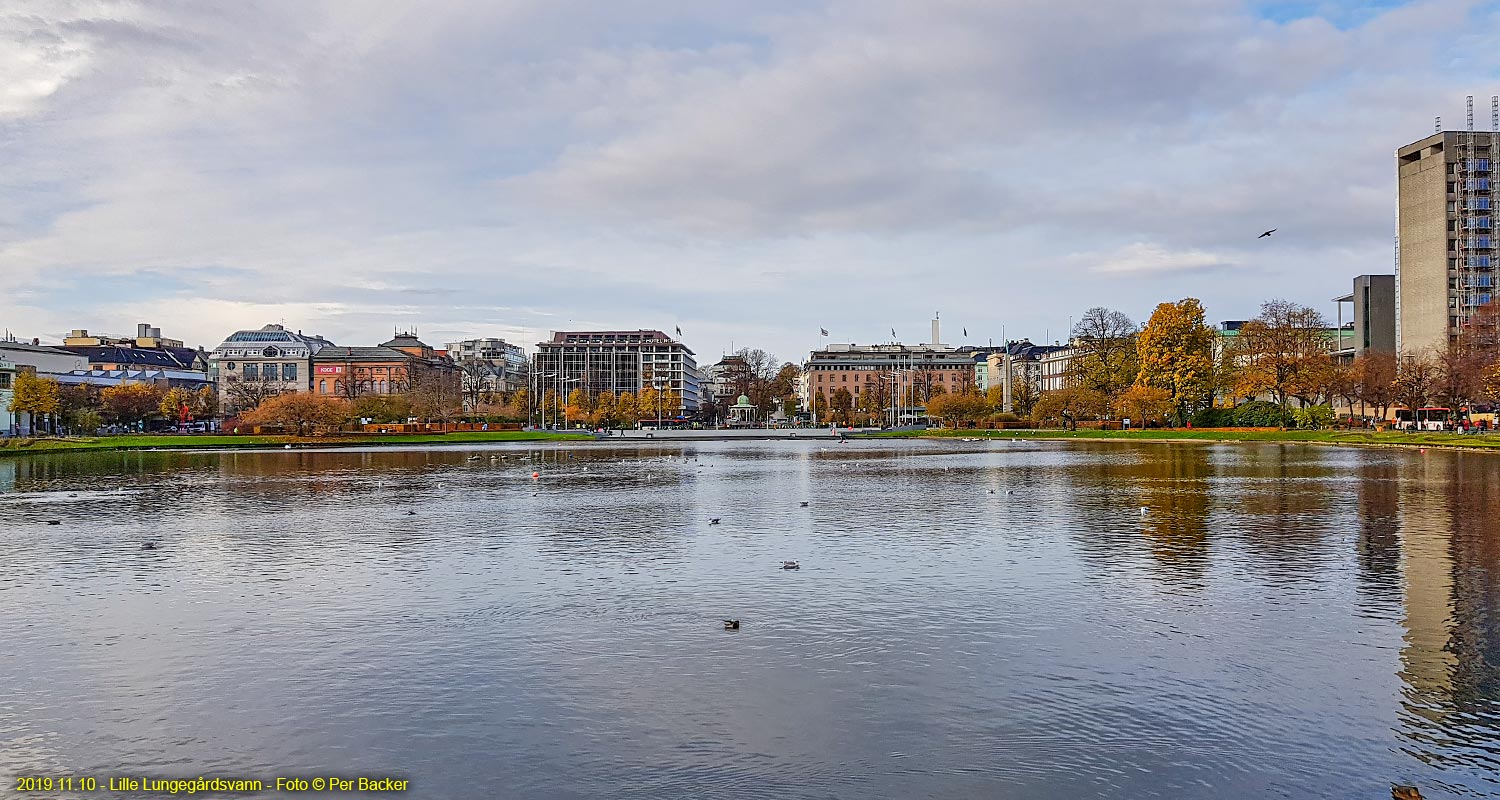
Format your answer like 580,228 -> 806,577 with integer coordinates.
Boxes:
1136,298 -> 1215,423
159,387 -> 195,422
1116,385 -> 1175,427
615,391 -> 640,427
8,372 -> 61,425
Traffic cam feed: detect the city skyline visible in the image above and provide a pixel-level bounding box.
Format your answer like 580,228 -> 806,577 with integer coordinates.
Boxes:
4,1 -> 1499,359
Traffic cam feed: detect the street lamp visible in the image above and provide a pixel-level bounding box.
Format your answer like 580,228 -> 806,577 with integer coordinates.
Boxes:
559,377 -> 581,429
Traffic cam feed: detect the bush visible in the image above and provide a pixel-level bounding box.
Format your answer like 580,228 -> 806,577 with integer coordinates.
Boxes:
1291,405 -> 1336,430
1191,407 -> 1234,427
1232,401 -> 1291,428
992,412 -> 1021,423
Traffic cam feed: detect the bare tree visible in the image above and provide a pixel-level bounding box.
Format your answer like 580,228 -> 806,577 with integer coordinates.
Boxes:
1352,353 -> 1397,420
223,377 -> 281,416
1392,353 -> 1439,423
1065,307 -> 1139,403
457,358 -> 494,411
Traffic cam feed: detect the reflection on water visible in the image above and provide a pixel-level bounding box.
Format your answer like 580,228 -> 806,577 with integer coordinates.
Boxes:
0,440 -> 1497,799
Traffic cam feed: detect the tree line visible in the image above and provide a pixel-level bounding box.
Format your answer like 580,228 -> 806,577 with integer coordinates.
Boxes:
7,373 -> 219,434
922,296 -> 1500,429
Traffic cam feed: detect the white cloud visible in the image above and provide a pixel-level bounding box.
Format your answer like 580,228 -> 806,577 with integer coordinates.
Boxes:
0,0 -> 1496,360
1087,243 -> 1232,276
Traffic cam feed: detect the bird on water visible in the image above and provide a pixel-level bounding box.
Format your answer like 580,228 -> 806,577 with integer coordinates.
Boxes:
1392,786 -> 1423,800
141,541 -> 158,550
782,561 -> 800,570
709,518 -> 721,525
723,620 -> 740,630
800,501 -> 809,507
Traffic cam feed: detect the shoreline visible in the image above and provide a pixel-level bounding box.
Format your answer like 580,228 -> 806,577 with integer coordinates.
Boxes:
861,428 -> 1500,452
0,430 -> 592,457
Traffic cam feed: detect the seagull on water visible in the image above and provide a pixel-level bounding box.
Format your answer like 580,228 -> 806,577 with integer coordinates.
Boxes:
709,518 -> 721,525
723,620 -> 740,630
141,541 -> 158,550
782,561 -> 800,570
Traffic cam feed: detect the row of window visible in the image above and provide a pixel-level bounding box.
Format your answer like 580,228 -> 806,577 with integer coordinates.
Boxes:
240,363 -> 298,381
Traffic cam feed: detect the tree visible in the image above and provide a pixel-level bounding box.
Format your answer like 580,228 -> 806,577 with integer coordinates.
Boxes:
927,390 -> 987,428
593,392 -> 617,428
1116,385 -> 1175,428
457,359 -> 495,410
1433,339 -> 1485,420
565,387 -> 590,427
192,386 -> 220,421
351,393 -> 412,423
638,386 -> 661,424
1392,353 -> 1439,419
856,389 -> 881,426
223,377 -> 281,415
1010,377 -> 1039,417
829,387 -> 854,425
406,364 -> 462,423
159,387 -> 196,423
1065,307 -> 1140,407
615,391 -> 640,428
8,372 -> 61,434
241,393 -> 350,436
1483,362 -> 1500,403
1032,386 -> 1107,429
1351,353 -> 1397,420
101,383 -> 166,428
1232,299 -> 1331,408
1135,298 -> 1215,423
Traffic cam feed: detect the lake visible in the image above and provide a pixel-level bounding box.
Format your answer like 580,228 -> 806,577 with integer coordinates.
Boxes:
2,440 -> 1497,798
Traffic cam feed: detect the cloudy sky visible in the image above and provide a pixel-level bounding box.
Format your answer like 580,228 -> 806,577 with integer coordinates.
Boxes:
2,0 -> 1498,362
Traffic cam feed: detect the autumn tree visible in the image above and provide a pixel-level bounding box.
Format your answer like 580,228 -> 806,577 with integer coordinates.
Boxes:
1433,340 -> 1485,420
159,387 -> 196,423
241,394 -> 350,436
564,387 -> 590,427
593,392 -> 617,428
101,383 -> 166,428
926,390 -> 987,428
1032,386 -> 1108,429
1116,385 -> 1176,428
1350,353 -> 1397,420
1135,298 -> 1215,423
829,387 -> 854,425
352,393 -> 413,423
1232,299 -> 1331,408
8,372 -> 61,434
1482,362 -> 1500,403
1064,307 -> 1139,406
1391,353 -> 1439,420
1009,377 -> 1039,417
615,391 -> 640,427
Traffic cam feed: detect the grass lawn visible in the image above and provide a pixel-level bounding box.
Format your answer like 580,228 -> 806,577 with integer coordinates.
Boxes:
0,430 -> 591,456
864,427 -> 1500,450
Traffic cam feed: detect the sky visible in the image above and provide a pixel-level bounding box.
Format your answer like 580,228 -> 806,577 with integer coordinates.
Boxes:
2,0 -> 1499,364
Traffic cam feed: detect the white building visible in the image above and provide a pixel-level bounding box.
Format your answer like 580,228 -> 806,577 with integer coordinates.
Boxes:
209,324 -> 335,413
445,337 -> 529,397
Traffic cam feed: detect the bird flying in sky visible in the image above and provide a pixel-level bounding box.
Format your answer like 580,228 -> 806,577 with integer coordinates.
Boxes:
1258,229 -> 1277,238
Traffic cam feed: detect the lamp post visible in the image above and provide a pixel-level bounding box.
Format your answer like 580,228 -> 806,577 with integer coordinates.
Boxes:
559,377 -> 580,429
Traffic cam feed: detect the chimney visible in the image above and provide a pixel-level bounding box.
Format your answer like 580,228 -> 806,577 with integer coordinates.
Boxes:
931,314 -> 940,346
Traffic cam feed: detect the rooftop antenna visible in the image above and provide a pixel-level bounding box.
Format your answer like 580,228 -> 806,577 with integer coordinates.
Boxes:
1492,96 -> 1498,132
1435,116 -> 1442,133
1467,95 -> 1474,131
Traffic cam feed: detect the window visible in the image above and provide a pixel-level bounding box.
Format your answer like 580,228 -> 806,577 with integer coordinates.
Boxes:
243,363 -> 259,380
1468,256 -> 1493,268
263,365 -> 279,381
282,363 -> 297,381
319,380 -> 327,394
0,373 -> 10,389
1477,198 -> 1493,210
223,361 -> 237,371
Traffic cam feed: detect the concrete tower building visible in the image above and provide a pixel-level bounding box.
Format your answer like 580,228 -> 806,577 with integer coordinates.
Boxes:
1396,96 -> 1499,354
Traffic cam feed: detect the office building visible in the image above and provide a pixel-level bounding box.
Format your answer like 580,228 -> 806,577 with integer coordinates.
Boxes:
1397,101 -> 1498,354
533,330 -> 702,412
1334,274 -> 1397,360
444,337 -> 529,397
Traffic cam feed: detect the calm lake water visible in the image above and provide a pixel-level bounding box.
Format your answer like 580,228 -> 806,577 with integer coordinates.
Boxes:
2,440 -> 1498,799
